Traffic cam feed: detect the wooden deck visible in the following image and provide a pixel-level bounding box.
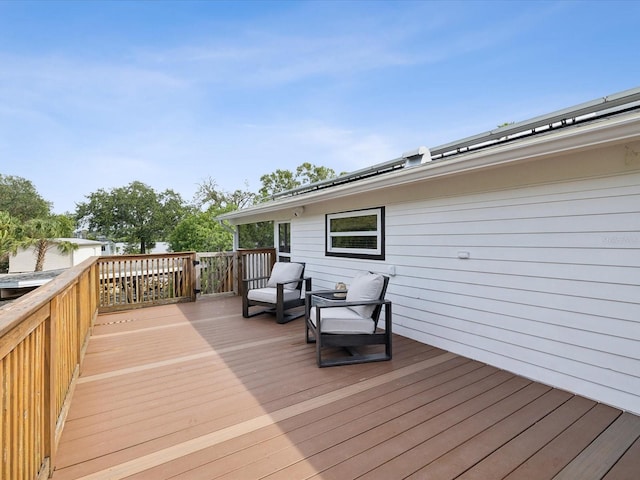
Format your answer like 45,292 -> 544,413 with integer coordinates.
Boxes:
52,295 -> 640,480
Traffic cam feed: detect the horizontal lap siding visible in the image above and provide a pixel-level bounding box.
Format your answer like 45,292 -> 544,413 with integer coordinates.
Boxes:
386,173 -> 640,414
292,171 -> 640,414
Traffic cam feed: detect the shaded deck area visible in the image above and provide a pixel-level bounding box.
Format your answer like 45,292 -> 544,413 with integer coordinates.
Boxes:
52,295 -> 640,479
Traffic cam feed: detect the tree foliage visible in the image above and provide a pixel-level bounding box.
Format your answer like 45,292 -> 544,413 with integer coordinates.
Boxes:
0,174 -> 52,222
0,161 -> 339,268
233,162 -> 339,247
76,181 -> 188,254
166,178 -> 257,253
0,211 -> 21,271
258,169 -> 297,199
169,209 -> 233,253
194,177 -> 256,211
258,162 -> 337,199
20,215 -> 77,271
295,162 -> 338,185
238,222 -> 274,249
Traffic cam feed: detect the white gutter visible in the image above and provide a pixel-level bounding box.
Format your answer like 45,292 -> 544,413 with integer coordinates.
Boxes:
430,85 -> 640,158
218,109 -> 640,224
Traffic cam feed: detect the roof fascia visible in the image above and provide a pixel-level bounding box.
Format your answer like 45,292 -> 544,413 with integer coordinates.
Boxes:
218,111 -> 640,224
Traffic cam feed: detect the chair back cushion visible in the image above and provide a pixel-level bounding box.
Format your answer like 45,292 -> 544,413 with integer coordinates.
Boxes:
346,271 -> 385,318
266,262 -> 304,290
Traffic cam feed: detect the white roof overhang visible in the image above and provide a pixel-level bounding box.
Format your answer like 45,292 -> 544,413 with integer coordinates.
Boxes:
218,109 -> 640,225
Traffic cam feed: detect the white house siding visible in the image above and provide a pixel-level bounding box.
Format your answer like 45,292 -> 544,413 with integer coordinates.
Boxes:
10,247 -> 73,272
9,242 -> 102,273
71,245 -> 102,265
290,146 -> 640,415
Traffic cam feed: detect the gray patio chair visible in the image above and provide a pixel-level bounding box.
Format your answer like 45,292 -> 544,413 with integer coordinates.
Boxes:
305,271 -> 392,367
242,261 -> 311,324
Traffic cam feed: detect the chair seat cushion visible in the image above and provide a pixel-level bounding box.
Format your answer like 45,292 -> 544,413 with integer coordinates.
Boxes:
266,262 -> 304,290
248,287 -> 302,303
309,306 -> 375,334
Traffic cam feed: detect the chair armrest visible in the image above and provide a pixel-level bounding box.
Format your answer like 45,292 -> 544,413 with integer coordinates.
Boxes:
242,274 -> 270,283
276,278 -> 303,287
315,298 -> 387,309
242,275 -> 271,298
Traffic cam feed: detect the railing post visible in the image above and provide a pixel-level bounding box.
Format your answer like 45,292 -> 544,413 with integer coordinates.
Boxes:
269,249 -> 276,272
236,251 -> 243,297
189,252 -> 197,301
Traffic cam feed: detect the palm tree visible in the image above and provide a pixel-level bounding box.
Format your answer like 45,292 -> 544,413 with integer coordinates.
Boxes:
21,215 -> 78,271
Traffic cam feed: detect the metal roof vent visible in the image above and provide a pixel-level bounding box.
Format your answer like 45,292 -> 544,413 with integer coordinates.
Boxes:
402,146 -> 431,168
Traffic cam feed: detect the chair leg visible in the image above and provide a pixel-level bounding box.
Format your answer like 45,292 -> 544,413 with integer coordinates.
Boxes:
316,334 -> 324,367
306,321 -> 317,344
276,301 -> 284,323
242,295 -> 249,318
385,302 -> 392,360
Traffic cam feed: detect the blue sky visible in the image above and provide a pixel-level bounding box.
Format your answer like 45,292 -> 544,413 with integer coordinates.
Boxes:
1,0 -> 639,214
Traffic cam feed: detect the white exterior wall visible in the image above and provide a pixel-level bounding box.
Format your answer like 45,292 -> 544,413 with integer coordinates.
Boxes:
71,245 -> 102,265
9,243 -> 102,273
290,145 -> 640,415
9,247 -> 71,272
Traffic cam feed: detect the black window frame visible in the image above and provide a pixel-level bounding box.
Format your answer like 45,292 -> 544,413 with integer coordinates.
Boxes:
276,221 -> 291,262
325,206 -> 385,260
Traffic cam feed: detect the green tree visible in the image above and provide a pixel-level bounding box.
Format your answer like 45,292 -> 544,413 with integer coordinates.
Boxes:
0,174 -> 52,222
248,164 -> 337,248
258,169 -> 298,199
169,209 -> 233,253
186,177 -> 273,250
20,214 -> 77,271
0,211 -> 21,272
238,222 -> 274,248
295,162 -> 337,185
193,177 -> 256,211
258,162 -> 338,199
76,181 -> 188,254
166,177 -> 258,252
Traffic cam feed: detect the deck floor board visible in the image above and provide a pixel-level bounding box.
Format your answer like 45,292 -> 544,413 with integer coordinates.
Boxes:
51,296 -> 640,480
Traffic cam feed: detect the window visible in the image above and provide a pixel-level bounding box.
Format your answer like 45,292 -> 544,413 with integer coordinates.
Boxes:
326,207 -> 385,260
276,222 -> 291,262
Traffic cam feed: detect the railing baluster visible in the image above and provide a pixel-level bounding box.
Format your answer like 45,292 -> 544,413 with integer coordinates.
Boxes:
94,252 -> 197,312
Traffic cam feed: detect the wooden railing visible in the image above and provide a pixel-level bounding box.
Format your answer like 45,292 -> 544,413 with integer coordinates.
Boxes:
237,248 -> 277,295
197,248 -> 277,297
0,257 -> 99,480
97,252 -> 197,313
0,248 -> 274,479
196,252 -> 236,295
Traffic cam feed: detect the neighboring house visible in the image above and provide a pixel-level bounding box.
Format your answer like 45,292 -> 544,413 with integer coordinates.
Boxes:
97,237 -> 117,255
112,241 -> 170,254
9,238 -> 104,273
219,87 -> 640,415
